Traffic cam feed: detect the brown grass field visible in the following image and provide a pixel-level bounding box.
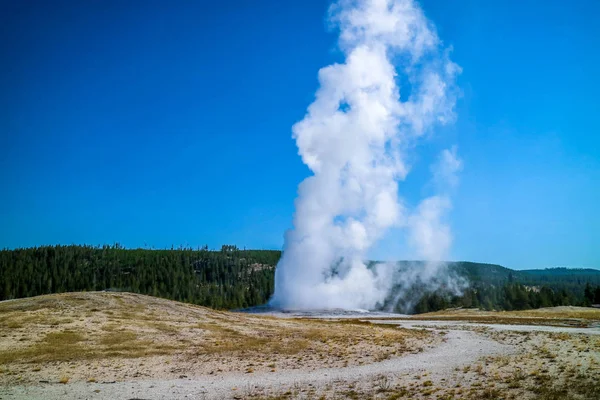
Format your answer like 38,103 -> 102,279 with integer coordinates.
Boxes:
0,292 -> 431,386
366,306 -> 600,327
1,292 -> 599,399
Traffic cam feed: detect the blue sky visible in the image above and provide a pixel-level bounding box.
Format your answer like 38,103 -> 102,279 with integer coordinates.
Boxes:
1,0 -> 598,270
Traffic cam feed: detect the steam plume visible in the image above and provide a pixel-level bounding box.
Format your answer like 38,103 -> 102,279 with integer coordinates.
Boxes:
270,0 -> 461,310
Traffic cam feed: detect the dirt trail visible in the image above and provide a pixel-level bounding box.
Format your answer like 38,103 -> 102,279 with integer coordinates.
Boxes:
2,303 -> 598,400
1,328 -> 508,400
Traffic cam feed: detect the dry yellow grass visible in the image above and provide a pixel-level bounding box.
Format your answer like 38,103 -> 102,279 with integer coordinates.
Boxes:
0,291 -> 429,386
257,328 -> 600,400
382,306 -> 600,327
417,306 -> 600,320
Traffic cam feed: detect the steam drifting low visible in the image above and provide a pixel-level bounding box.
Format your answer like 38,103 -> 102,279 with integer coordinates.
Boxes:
270,0 -> 462,311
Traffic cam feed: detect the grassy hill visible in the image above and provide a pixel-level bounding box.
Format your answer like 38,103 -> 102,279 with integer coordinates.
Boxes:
0,291 -> 425,386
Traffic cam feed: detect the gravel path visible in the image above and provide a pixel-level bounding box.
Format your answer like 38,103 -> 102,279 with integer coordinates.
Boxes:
0,329 -> 509,400
3,320 -> 598,400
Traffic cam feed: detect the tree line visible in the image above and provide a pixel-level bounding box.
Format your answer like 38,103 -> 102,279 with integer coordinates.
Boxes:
0,244 -> 277,309
1,245 -> 598,313
413,282 -> 600,314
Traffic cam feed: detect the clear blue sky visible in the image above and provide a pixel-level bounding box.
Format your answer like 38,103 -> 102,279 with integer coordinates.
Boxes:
1,0 -> 598,270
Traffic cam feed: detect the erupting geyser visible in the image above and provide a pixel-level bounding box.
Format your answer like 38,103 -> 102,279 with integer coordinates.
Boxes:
270,0 -> 462,310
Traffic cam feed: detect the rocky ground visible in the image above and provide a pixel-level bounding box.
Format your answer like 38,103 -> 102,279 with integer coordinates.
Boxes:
0,292 -> 599,399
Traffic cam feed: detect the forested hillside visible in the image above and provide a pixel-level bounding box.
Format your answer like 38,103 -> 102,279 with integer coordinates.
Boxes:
1,245 -> 599,313
411,262 -> 600,313
0,245 -> 277,309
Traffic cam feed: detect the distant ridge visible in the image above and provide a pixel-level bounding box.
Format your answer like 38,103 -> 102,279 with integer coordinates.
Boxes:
520,267 -> 600,273
1,245 -> 599,313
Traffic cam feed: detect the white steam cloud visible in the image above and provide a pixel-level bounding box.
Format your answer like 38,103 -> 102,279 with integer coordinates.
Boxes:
270,0 -> 462,311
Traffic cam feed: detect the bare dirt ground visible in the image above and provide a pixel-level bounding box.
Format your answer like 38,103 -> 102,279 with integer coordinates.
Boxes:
1,292 -> 599,399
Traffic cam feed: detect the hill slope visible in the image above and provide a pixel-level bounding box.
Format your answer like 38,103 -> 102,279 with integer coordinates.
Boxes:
0,291 -> 427,387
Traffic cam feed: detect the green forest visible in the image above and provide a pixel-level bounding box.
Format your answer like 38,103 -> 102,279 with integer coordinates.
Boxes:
412,282 -> 600,314
0,245 -> 277,309
1,245 -> 599,313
